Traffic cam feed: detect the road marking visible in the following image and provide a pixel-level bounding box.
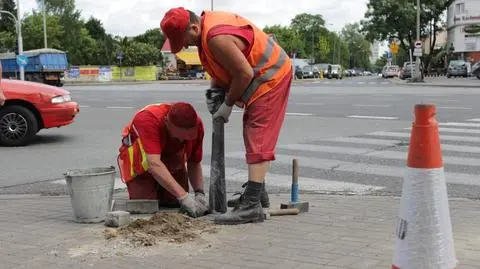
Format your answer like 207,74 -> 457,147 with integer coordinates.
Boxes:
439,122 -> 480,128
327,137 -> 403,146
330,136 -> 480,153
286,112 -> 314,116
233,111 -> 313,116
347,115 -> 398,120
466,118 -> 480,122
437,106 -> 472,110
353,104 -> 391,108
366,150 -> 480,166
295,102 -> 325,106
106,106 -> 134,109
405,127 -> 480,134
368,131 -> 480,142
278,144 -> 372,154
226,152 -> 480,186
79,105 -> 90,108
202,165 -> 384,194
279,143 -> 480,167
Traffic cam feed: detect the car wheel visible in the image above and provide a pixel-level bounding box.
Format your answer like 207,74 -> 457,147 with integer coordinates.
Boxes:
0,105 -> 39,147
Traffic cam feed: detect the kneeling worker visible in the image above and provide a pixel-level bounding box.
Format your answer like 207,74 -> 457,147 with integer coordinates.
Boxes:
117,102 -> 208,218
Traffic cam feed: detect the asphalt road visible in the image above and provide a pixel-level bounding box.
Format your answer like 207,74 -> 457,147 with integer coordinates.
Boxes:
2,75 -> 480,199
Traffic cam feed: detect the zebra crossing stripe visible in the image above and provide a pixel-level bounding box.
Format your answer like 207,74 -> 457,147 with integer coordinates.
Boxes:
201,165 -> 384,194
439,122 -> 480,128
404,127 -> 480,134
225,152 -> 480,186
368,131 -> 480,143
326,136 -> 480,153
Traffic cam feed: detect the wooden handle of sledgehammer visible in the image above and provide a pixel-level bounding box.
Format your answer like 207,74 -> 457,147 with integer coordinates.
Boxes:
269,208 -> 300,216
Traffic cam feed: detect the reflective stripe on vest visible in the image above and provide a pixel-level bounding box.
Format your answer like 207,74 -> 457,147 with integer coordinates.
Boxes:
240,37 -> 289,103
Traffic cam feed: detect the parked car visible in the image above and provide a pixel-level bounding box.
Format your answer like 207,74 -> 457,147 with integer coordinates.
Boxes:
0,79 -> 79,146
471,61 -> 480,79
447,60 -> 468,78
328,65 -> 343,79
382,65 -> 399,78
301,65 -> 319,79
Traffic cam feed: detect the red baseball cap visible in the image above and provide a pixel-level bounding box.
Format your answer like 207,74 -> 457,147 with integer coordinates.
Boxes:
161,7 -> 190,54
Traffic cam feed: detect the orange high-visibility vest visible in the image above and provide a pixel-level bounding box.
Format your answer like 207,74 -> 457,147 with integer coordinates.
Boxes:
117,103 -> 167,183
199,11 -> 292,107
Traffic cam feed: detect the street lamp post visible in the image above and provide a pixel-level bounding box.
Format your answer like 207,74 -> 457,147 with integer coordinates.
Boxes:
42,0 -> 47,48
211,0 -> 213,11
414,0 -> 422,82
0,3 -> 24,81
16,0 -> 24,80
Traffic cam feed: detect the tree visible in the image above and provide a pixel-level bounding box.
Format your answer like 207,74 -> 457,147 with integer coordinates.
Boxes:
21,12 -> 64,51
85,16 -> 106,40
290,13 -> 328,62
0,0 -> 16,34
361,0 -> 454,70
263,25 -> 305,57
0,31 -> 16,53
133,28 -> 165,49
342,23 -> 372,69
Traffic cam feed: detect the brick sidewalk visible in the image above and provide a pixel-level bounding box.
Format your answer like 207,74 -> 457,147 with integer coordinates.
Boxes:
1,193 -> 480,269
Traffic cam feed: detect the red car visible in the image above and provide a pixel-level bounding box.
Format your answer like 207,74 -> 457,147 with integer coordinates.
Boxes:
0,79 -> 79,146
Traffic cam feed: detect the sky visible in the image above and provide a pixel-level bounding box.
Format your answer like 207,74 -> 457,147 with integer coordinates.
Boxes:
19,0 -> 388,53
20,0 -> 369,36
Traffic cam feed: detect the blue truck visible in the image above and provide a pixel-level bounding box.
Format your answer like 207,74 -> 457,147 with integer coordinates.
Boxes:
0,48 -> 69,87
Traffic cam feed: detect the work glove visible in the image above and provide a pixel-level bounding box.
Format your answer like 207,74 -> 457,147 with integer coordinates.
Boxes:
213,101 -> 234,123
195,191 -> 209,215
178,193 -> 203,218
205,87 -> 225,115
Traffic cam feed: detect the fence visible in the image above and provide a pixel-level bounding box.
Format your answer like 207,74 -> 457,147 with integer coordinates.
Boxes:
64,65 -> 158,82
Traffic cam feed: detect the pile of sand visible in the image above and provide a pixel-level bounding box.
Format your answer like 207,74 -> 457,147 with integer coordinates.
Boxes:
104,212 -> 217,246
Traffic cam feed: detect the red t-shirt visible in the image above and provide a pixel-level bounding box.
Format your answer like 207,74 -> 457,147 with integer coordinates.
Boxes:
131,106 -> 204,163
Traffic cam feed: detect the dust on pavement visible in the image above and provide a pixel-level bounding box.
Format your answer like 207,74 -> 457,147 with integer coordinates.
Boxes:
105,212 -> 217,246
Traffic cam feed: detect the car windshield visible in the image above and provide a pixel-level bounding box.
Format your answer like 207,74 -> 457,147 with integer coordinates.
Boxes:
450,60 -> 465,66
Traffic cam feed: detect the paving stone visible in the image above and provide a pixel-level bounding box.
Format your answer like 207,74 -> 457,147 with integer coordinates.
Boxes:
104,211 -> 130,227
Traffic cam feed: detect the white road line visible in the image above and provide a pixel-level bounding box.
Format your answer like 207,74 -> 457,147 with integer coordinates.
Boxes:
296,102 -> 325,106
225,152 -> 480,186
106,106 -> 134,109
328,136 -> 480,153
232,111 -> 313,116
353,104 -> 391,108
366,150 -> 480,166
278,144 -> 371,154
279,143 -> 480,167
347,115 -> 398,120
467,118 -> 480,122
409,127 -> 480,134
369,131 -> 480,143
327,137 -> 403,146
79,105 -> 90,108
439,122 -> 480,128
202,165 -> 384,194
437,106 -> 472,110
286,112 -> 314,116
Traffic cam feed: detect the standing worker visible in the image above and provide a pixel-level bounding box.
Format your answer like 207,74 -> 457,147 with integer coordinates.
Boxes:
0,63 -> 5,106
160,7 -> 292,225
117,102 -> 208,218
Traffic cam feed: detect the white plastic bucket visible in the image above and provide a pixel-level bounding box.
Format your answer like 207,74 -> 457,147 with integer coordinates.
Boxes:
65,166 -> 116,223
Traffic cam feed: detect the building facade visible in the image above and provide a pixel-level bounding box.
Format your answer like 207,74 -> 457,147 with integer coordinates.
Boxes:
447,0 -> 480,61
369,40 -> 383,64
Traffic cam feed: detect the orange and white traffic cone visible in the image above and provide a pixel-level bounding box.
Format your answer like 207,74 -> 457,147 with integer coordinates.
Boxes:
391,104 -> 457,269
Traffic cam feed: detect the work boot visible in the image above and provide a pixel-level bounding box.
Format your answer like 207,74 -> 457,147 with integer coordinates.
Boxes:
227,182 -> 270,208
215,181 -> 264,225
